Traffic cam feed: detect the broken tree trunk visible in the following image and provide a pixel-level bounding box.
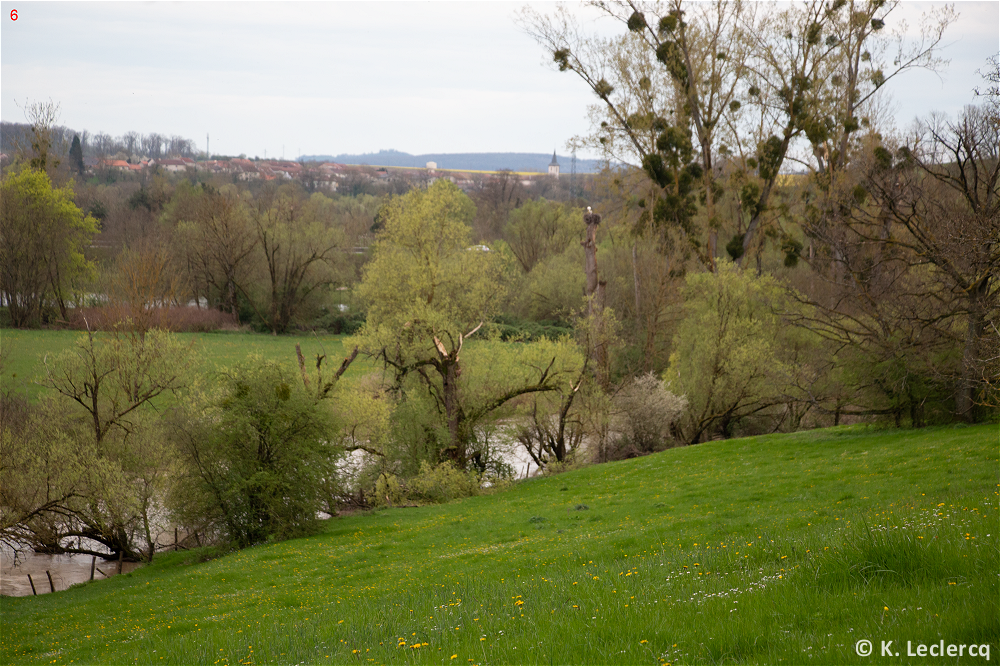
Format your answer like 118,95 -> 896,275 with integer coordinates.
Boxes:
582,210 -> 607,388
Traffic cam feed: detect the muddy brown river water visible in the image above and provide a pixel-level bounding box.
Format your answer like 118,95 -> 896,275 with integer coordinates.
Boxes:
1,547 -> 143,597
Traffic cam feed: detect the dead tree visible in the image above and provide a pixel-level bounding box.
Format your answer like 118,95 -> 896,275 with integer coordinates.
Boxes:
583,207 -> 608,387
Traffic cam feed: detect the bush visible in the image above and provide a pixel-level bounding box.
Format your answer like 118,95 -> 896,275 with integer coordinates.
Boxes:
170,358 -> 338,548
67,306 -> 238,332
369,462 -> 480,508
310,309 -> 367,335
493,315 -> 574,342
373,473 -> 406,508
613,372 -> 687,454
409,461 -> 481,504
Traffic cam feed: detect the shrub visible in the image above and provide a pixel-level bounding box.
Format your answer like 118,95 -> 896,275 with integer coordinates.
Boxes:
368,462 -> 481,508
611,372 -> 687,455
408,461 -> 480,504
494,315 -> 574,342
373,473 -> 406,508
67,306 -> 238,332
310,310 -> 366,335
170,358 -> 337,548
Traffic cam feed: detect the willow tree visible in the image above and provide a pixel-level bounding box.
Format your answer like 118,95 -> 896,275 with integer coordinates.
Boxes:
352,180 -> 564,468
10,328 -> 197,562
245,189 -> 348,334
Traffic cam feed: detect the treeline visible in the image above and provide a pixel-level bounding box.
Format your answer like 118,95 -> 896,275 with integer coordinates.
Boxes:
0,128 -> 590,334
0,0 -> 997,563
1,119 -> 200,162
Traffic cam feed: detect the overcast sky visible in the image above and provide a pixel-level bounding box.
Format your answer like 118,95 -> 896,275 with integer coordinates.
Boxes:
1,1 -> 997,160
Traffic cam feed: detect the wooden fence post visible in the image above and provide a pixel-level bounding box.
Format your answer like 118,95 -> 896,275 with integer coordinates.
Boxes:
90,556 -> 97,581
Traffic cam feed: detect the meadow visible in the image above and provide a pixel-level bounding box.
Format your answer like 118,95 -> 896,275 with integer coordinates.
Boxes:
0,329 -> 368,400
1,423 -> 996,665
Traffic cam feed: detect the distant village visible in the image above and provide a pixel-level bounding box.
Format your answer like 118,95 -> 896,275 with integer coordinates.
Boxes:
78,153 -> 566,194
0,120 -> 582,198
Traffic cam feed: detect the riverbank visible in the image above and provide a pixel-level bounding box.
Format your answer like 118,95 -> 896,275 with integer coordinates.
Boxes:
1,548 -> 143,597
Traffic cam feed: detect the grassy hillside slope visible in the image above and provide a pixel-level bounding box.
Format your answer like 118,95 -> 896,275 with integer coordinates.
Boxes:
2,424 -> 997,665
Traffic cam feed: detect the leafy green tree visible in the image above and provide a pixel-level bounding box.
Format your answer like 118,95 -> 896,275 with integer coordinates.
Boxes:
514,245 -> 587,322
0,399 -> 85,555
665,261 -> 793,443
504,199 -> 584,273
0,167 -> 98,326
3,329 -> 195,561
170,358 -> 337,548
353,180 -> 563,468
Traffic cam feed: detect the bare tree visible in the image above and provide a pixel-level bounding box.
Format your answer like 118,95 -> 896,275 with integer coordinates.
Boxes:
92,132 -> 115,160
471,169 -> 525,240
122,131 -> 141,162
241,189 -> 345,334
19,98 -> 62,174
167,135 -> 194,158
35,328 -> 194,561
142,133 -> 163,159
801,103 -> 999,423
168,185 -> 257,315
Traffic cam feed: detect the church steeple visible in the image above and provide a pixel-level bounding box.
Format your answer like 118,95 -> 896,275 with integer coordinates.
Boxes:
548,151 -> 560,178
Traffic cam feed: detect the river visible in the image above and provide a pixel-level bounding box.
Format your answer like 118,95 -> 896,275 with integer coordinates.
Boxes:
1,547 -> 143,597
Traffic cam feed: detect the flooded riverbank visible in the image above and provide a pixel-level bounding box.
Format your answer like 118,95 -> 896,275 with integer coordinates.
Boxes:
1,433 -> 550,598
1,548 -> 143,597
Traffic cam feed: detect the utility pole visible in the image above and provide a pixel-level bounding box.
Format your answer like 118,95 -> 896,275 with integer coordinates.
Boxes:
206,133 -> 210,159
570,152 -> 577,201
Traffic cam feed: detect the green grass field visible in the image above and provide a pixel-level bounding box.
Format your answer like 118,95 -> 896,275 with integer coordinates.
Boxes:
2,424 -> 996,665
0,329 -> 370,400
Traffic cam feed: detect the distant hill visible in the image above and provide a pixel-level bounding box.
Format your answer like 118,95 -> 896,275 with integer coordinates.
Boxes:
299,149 -> 604,173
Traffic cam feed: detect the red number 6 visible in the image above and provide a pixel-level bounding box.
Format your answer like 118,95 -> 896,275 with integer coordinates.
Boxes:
10,9 -> 17,20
